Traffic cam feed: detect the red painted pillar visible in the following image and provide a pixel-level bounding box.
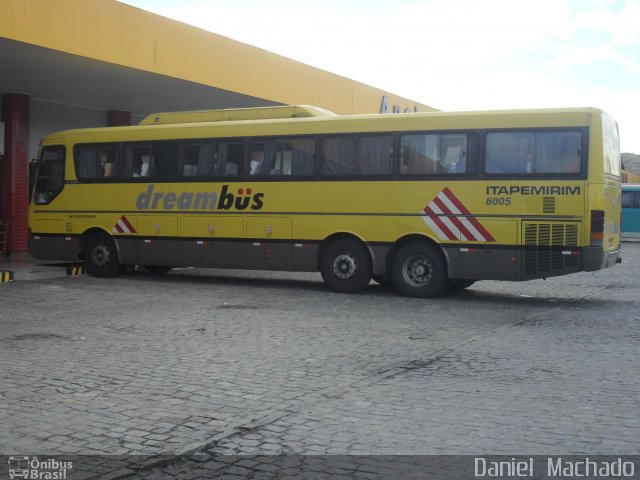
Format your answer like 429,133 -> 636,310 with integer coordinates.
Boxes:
108,110 -> 131,126
1,93 -> 30,252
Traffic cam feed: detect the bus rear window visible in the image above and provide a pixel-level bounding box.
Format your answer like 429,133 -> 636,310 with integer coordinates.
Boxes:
485,131 -> 582,175
34,146 -> 65,205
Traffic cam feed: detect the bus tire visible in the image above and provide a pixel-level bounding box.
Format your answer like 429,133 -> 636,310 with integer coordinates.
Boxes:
321,238 -> 372,293
85,233 -> 121,278
392,242 -> 449,298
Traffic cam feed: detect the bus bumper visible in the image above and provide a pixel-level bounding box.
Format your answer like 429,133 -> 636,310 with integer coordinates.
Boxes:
29,234 -> 80,261
582,246 -> 621,271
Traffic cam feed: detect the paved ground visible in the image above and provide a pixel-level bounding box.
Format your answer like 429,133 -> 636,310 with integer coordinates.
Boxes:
1,243 -> 638,478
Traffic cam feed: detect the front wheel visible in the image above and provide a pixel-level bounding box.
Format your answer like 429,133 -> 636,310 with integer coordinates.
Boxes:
85,233 -> 121,278
391,243 -> 449,298
320,239 -> 372,293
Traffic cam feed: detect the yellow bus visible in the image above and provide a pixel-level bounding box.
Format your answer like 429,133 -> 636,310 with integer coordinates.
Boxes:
29,105 -> 622,297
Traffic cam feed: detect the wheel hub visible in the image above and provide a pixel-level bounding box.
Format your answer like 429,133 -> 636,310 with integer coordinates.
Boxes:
403,254 -> 432,287
91,245 -> 110,266
333,253 -> 358,280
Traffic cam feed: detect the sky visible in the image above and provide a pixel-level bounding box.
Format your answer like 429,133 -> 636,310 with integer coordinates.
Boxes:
119,0 -> 640,153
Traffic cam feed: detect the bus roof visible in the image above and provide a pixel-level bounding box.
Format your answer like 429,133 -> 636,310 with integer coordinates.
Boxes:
138,105 -> 337,125
42,106 -> 609,145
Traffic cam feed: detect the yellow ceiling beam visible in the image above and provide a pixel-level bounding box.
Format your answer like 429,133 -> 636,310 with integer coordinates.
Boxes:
0,0 -> 436,114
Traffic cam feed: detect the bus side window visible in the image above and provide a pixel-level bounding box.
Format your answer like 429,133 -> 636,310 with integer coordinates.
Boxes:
400,134 -> 438,174
152,142 -> 179,178
289,139 -> 316,176
358,136 -> 393,175
320,135 -> 392,176
622,191 -> 635,208
182,142 -> 216,177
536,132 -> 582,174
219,142 -> 245,177
485,132 -> 533,174
139,155 -> 153,177
251,138 -> 316,176
485,131 -> 582,175
123,144 -> 152,178
400,134 -> 467,175
248,141 -> 275,175
441,134 -> 467,173
75,144 -> 118,179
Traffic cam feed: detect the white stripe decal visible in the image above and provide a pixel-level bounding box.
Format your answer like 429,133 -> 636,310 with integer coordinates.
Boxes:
422,189 -> 495,242
421,213 -> 448,241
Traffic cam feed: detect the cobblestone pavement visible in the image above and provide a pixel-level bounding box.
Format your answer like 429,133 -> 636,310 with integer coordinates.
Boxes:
1,243 -> 638,478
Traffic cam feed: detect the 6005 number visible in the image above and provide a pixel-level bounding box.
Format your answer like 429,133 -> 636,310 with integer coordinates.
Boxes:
486,197 -> 512,206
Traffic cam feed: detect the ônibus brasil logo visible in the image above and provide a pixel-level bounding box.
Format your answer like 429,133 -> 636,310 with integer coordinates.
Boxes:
422,188 -> 495,242
7,456 -> 73,480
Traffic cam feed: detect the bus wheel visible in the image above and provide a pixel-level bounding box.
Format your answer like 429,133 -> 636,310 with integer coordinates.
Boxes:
392,243 -> 449,298
321,239 -> 372,293
85,233 -> 121,278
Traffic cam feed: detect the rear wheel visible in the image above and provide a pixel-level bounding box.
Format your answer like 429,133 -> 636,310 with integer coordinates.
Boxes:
392,243 -> 449,298
85,233 -> 121,278
320,239 -> 372,293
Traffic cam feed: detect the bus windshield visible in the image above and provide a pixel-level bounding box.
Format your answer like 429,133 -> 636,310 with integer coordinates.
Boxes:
34,146 -> 65,205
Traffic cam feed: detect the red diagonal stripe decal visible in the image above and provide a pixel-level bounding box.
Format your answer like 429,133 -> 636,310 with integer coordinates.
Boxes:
432,195 -> 475,241
465,214 -> 495,242
441,187 -> 471,214
120,216 -> 136,234
424,205 -> 457,241
441,187 -> 495,241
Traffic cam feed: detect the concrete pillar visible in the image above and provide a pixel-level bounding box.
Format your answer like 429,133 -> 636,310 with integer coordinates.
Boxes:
0,93 -> 30,252
108,110 -> 131,126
